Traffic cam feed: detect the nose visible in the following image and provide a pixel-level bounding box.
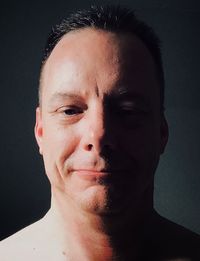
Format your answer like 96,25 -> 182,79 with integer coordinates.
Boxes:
81,106 -> 115,154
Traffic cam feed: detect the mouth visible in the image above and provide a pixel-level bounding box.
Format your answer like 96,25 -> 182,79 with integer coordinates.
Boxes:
72,169 -> 111,180
71,168 -> 131,183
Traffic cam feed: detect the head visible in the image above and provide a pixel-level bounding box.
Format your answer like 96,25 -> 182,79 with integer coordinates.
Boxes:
35,5 -> 168,219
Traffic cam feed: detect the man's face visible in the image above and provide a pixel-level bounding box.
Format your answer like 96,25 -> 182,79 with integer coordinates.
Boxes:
35,29 -> 168,215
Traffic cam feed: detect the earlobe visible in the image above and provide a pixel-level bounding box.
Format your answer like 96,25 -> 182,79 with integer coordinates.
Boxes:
34,107 -> 43,155
160,115 -> 169,154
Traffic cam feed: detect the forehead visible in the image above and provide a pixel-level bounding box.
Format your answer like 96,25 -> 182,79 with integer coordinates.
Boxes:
41,28 -> 159,104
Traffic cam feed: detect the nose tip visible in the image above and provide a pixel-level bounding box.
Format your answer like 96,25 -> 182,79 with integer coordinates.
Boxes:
82,117 -> 115,154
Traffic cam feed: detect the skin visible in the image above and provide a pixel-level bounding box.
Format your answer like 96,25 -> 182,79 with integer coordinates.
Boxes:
34,28 -> 168,260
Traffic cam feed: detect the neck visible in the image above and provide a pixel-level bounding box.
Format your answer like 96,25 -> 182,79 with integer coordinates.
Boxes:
45,189 -> 153,261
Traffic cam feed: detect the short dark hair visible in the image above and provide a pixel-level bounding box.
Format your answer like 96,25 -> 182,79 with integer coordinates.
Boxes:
40,5 -> 165,110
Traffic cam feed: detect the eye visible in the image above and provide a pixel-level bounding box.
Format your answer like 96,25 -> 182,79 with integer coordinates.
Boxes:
121,108 -> 144,115
118,102 -> 146,116
63,106 -> 83,116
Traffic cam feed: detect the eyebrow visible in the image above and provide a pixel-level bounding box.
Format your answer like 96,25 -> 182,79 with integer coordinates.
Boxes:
49,89 -> 150,108
49,92 -> 84,104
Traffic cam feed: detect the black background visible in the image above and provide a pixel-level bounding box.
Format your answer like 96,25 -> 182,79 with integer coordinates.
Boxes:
1,0 -> 200,240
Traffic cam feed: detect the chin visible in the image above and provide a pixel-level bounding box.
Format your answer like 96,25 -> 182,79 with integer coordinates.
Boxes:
74,184 -> 129,215
74,185 -> 107,213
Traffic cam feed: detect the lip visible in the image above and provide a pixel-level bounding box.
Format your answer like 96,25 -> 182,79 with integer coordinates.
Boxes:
71,169 -> 128,182
73,169 -> 110,178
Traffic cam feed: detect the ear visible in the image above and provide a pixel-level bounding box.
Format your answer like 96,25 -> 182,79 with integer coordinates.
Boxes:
34,107 -> 43,155
160,114 -> 169,154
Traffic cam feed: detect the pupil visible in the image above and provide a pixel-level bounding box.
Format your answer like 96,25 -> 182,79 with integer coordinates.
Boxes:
65,109 -> 76,115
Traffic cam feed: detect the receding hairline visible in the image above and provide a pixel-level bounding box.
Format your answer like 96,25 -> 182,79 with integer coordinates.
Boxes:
38,27 -> 161,108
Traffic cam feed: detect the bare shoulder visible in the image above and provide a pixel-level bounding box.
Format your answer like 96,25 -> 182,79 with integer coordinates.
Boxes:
0,213 -> 67,261
0,211 -> 67,261
0,218 -> 47,261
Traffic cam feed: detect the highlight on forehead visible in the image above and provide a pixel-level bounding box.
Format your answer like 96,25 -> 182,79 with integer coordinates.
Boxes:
38,28 -> 162,112
38,5 -> 165,110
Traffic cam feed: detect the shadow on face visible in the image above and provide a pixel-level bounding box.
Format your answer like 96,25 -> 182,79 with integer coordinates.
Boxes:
35,28 -> 168,216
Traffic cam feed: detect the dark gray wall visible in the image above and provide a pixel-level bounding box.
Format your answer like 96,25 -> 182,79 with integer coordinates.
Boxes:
1,0 -> 200,239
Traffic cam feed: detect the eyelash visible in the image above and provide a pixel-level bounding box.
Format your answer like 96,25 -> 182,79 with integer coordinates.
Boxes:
63,106 -> 83,116
56,104 -> 146,119
117,105 -> 146,115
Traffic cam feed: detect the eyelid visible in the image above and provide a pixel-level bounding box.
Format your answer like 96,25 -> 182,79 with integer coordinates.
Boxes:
54,106 -> 85,123
55,103 -> 87,112
118,100 -> 147,111
56,105 -> 84,114
119,101 -> 136,107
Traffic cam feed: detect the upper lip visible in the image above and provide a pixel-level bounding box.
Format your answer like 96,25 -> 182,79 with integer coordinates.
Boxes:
72,169 -> 110,172
71,168 -> 126,173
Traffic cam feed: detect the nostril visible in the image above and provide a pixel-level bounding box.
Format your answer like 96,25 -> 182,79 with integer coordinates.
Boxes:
86,144 -> 93,151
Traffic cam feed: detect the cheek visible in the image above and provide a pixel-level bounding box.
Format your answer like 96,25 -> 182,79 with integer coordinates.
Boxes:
121,122 -> 161,166
42,124 -> 80,185
119,124 -> 161,195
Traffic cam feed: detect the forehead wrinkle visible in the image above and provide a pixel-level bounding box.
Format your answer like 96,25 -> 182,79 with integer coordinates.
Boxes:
94,85 -> 100,97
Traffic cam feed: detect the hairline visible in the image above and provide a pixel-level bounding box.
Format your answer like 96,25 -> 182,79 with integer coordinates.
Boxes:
39,27 -> 163,111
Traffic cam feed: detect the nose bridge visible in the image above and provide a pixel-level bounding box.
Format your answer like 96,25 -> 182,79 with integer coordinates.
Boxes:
82,101 -> 113,152
89,102 -> 105,142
